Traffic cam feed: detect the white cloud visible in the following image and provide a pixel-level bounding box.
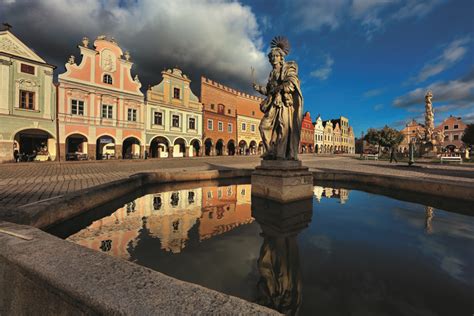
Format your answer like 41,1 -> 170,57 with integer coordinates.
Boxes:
0,0 -> 269,92
414,37 -> 471,83
394,70 -> 474,108
373,104 -> 384,111
363,88 -> 385,98
310,54 -> 334,80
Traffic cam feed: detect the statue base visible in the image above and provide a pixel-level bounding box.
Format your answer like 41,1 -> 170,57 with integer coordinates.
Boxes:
251,160 -> 313,203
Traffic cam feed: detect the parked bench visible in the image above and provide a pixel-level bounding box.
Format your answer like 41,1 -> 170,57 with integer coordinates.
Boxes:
364,154 -> 378,160
440,156 -> 462,164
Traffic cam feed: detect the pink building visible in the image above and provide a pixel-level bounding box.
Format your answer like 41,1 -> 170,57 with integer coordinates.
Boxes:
435,115 -> 468,151
57,36 -> 144,160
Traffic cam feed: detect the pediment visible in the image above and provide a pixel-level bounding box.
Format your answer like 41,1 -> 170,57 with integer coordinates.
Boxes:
0,31 -> 46,63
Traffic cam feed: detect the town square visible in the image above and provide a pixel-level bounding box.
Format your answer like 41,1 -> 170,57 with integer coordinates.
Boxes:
0,0 -> 473,315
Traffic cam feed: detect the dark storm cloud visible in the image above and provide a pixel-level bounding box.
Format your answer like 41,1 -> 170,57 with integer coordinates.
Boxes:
0,0 -> 270,95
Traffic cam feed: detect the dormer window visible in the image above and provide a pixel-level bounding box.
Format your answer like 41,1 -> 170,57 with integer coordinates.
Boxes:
173,88 -> 180,99
103,74 -> 113,84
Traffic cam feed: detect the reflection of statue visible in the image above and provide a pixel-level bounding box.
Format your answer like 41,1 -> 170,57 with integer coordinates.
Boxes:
424,91 -> 434,141
425,206 -> 434,234
253,36 -> 303,160
252,197 -> 312,315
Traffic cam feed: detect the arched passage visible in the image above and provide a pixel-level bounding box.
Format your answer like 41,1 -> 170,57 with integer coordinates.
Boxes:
249,140 -> 257,155
173,138 -> 186,158
122,137 -> 141,159
14,128 -> 56,162
96,135 -> 115,160
216,139 -> 224,156
150,136 -> 169,158
227,140 -> 236,156
204,138 -> 213,156
190,139 -> 201,157
66,133 -> 88,161
238,140 -> 247,155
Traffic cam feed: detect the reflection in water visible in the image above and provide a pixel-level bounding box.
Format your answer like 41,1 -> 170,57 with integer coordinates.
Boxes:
252,197 -> 313,315
425,206 -> 434,234
313,186 -> 350,204
67,184 -> 253,257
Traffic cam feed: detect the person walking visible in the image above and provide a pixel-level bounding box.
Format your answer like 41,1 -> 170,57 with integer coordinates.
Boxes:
389,146 -> 398,163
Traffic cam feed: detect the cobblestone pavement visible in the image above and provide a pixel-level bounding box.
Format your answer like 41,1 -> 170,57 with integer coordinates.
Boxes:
0,155 -> 472,208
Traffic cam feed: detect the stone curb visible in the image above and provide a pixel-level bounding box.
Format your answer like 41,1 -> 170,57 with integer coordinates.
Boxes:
0,221 -> 279,315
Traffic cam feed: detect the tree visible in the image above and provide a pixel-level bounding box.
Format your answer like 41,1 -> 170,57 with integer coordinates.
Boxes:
379,125 -> 404,148
364,128 -> 381,146
461,124 -> 474,148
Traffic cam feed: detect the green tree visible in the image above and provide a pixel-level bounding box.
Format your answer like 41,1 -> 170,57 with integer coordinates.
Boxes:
379,125 -> 404,148
364,128 -> 381,146
461,124 -> 474,148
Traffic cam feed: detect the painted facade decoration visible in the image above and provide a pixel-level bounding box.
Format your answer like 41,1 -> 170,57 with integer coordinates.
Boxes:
0,27 -> 56,162
57,35 -> 144,160
300,111 -> 315,153
146,68 -> 203,158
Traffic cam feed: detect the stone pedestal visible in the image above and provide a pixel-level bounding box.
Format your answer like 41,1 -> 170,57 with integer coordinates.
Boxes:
251,160 -> 313,203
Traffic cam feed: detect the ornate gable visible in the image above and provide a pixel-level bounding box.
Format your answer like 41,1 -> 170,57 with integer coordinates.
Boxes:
0,31 -> 46,63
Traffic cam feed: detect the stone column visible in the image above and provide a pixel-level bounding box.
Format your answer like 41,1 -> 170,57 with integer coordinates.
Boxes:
115,144 -> 122,159
184,146 -> 190,157
223,145 -> 227,156
168,146 -> 174,158
88,144 -> 96,160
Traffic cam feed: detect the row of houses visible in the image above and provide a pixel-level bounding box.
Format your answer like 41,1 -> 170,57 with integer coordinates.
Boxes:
0,27 -> 355,162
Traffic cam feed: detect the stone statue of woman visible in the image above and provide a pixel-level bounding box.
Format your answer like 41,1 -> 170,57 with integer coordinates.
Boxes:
253,36 -> 303,160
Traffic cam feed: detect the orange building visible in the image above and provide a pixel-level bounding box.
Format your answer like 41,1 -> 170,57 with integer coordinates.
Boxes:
435,115 -> 468,151
57,35 -> 144,161
398,119 -> 425,153
300,111 -> 314,153
201,77 -> 263,156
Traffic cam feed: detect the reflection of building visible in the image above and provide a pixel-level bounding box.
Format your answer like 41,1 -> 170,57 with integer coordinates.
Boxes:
57,35 -> 145,160
68,185 -> 254,256
434,115 -> 467,152
313,186 -> 350,204
0,26 -> 57,162
300,111 -> 314,153
146,68 -> 203,158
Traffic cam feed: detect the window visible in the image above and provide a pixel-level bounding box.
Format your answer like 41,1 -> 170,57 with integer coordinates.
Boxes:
173,87 -> 180,99
153,196 -> 162,210
102,104 -> 113,119
252,110 -> 255,116
154,112 -> 163,125
207,119 -> 213,130
103,74 -> 113,84
172,115 -> 180,127
444,135 -> 449,141
207,191 -> 212,199
210,104 -> 215,110
454,124 -> 458,129
241,123 -> 246,131
218,121 -> 223,131
228,123 -> 232,133
251,124 -> 256,132
19,90 -> 34,110
453,135 -> 459,140
127,108 -> 137,121
188,117 -> 196,130
188,191 -> 195,204
218,104 -> 225,114
227,109 -> 231,114
218,189 -> 222,199
20,63 -> 35,75
171,192 -> 179,207
71,99 -> 84,115
444,125 -> 448,130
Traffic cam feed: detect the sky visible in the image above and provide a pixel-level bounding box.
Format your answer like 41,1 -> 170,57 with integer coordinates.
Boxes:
1,0 -> 473,136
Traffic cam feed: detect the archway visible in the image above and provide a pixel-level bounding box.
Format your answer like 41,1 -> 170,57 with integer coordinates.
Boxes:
173,138 -> 186,158
315,144 -> 319,154
96,135 -> 115,160
446,144 -> 456,153
66,134 -> 88,161
216,139 -> 224,156
14,128 -> 55,162
238,140 -> 247,155
190,139 -> 201,157
227,140 -> 236,156
150,136 -> 169,158
122,137 -> 141,159
204,138 -> 213,156
249,140 -> 257,155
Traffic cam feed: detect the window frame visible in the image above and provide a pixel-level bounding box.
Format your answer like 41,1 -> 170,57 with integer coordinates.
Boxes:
101,104 -> 113,119
153,111 -> 163,125
103,74 -> 113,84
188,117 -> 196,130
218,121 -> 223,132
173,87 -> 181,99
172,114 -> 180,128
127,108 -> 137,122
207,119 -> 213,130
71,99 -> 84,116
19,90 -> 35,110
228,123 -> 232,133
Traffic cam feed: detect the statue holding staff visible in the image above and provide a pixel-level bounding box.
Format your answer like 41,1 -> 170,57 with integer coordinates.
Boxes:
253,36 -> 304,160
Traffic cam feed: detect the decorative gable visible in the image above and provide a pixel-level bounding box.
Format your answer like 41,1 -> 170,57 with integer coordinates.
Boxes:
0,31 -> 46,63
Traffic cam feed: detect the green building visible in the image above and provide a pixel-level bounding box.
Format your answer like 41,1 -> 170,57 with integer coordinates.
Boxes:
0,26 -> 57,162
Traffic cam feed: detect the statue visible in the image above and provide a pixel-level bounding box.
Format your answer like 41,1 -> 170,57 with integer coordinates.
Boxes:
424,91 -> 434,141
253,36 -> 303,160
68,55 -> 75,64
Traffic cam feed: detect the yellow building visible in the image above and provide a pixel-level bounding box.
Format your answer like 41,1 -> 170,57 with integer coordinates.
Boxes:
237,115 -> 262,155
323,120 -> 334,153
333,122 -> 342,152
